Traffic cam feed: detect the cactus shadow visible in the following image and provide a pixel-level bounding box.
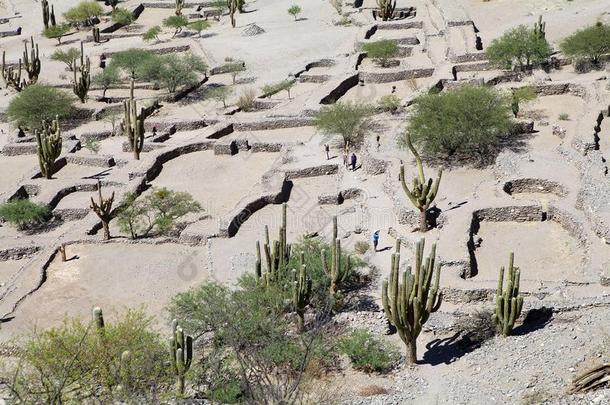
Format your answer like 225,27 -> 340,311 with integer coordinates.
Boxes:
511,306 -> 553,336
420,332 -> 481,365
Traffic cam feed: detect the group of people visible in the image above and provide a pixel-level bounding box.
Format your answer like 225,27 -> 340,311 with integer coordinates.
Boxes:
324,144 -> 359,171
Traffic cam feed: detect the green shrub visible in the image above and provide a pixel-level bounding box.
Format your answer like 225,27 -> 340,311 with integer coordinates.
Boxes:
163,15 -> 189,37
354,240 -> 369,255
314,101 -> 374,150
338,329 -> 399,373
92,65 -> 121,98
262,79 -> 296,99
7,84 -> 74,131
559,113 -> 569,121
206,85 -> 233,107
288,5 -> 302,20
402,85 -> 513,161
362,39 -> 399,67
0,199 -> 51,230
63,1 -> 103,25
108,48 -> 155,79
43,24 -> 71,44
486,25 -> 552,70
144,53 -> 208,93
221,62 -> 246,84
189,20 -> 211,37
82,139 -> 100,154
377,94 -> 401,113
50,48 -> 81,71
560,22 -> 610,65
142,25 -> 162,42
111,7 -> 134,27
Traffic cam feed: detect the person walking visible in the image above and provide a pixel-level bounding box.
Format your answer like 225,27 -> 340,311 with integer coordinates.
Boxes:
376,134 -> 381,150
325,144 -> 330,160
371,230 -> 380,252
350,153 -> 357,171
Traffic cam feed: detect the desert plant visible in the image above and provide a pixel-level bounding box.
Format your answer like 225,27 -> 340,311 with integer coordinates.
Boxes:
362,39 -> 398,67
111,7 -> 134,28
560,22 -> 610,67
72,47 -> 91,103
222,61 -> 246,84
486,25 -> 553,70
63,1 -> 103,26
43,23 -> 70,44
108,48 -> 155,79
90,180 -> 115,240
92,65 -> 121,99
107,0 -> 121,10
288,5 -> 302,21
510,86 -> 537,117
354,240 -> 369,255
228,0 -> 238,27
570,363 -> 610,393
163,15 -> 189,37
492,252 -> 524,336
92,27 -> 103,43
236,88 -> 257,111
175,0 -> 185,15
35,116 -> 62,179
314,101 -> 374,152
21,37 -> 41,85
262,79 -> 296,99
292,263 -> 312,332
41,0 -> 57,28
338,329 -> 399,372
0,199 -> 51,230
378,94 -> 400,113
123,80 -> 156,160
169,319 -> 193,396
82,139 -> 100,154
143,25 -> 162,42
1,51 -> 26,91
559,113 -> 570,121
321,216 -> 353,299
148,53 -> 208,93
399,132 -> 442,232
382,238 -> 442,363
255,203 -> 291,286
189,20 -> 211,37
376,0 -> 396,21
401,85 -> 513,161
50,48 -> 80,71
7,84 -> 74,131
206,85 -> 233,107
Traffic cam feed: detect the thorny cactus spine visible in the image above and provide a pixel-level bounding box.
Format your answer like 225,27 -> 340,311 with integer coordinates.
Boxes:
90,180 -> 115,240
35,116 -> 62,179
292,264 -> 312,332
399,132 -> 442,232
381,238 -> 442,364
123,80 -> 146,160
492,253 -> 524,336
377,0 -> 396,21
321,216 -> 352,299
23,37 -> 41,84
170,319 -> 193,396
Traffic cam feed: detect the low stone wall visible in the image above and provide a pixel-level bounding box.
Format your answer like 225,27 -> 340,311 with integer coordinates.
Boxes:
213,141 -> 237,155
47,183 -> 99,209
65,154 -> 116,168
472,205 -> 544,223
451,53 -> 487,63
318,187 -> 365,205
233,117 -> 314,131
251,142 -> 283,153
454,61 -> 493,73
285,164 -> 338,179
146,118 -> 211,132
298,74 -> 331,83
360,68 -> 434,83
362,153 -> 389,176
53,208 -> 90,221
0,246 -> 40,261
122,141 -> 165,153
0,27 -> 21,38
106,44 -> 190,57
139,141 -> 216,182
534,83 -> 587,98
503,178 -> 567,197
376,21 -> 423,30
447,20 -> 473,27
79,130 -> 114,142
2,143 -> 37,156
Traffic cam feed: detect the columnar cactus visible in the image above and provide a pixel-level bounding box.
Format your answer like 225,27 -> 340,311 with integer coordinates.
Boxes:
381,238 -> 442,364
23,37 -> 41,85
170,319 -> 193,396
492,253 -> 524,336
2,52 -> 26,91
321,216 -> 352,299
175,0 -> 185,15
257,203 -> 291,286
292,263 -> 312,332
90,180 -> 115,240
228,0 -> 238,28
93,306 -> 105,337
377,0 -> 396,21
123,80 -> 146,160
35,116 -> 62,179
92,27 -> 101,43
42,0 -> 51,28
399,132 -> 442,232
534,15 -> 546,40
73,43 -> 90,103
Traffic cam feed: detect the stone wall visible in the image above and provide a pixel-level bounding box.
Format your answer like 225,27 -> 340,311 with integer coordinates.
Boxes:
0,246 -> 40,261
503,178 -> 567,197
233,117 -> 313,131
285,164 -> 338,179
65,154 -> 116,168
360,68 -> 434,83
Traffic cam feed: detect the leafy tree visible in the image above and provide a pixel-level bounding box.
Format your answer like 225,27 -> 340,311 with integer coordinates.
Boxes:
206,85 -> 233,107
92,65 -> 121,98
189,20 -> 211,37
43,24 -> 71,44
50,47 -> 80,71
139,53 -> 207,93
163,15 -> 189,37
142,25 -> 162,42
560,22 -> 610,66
0,199 -> 51,230
117,187 -> 202,238
314,101 -> 374,151
63,1 -> 103,26
262,79 -> 296,99
338,329 -> 399,372
402,85 -> 513,161
288,5 -> 302,21
111,7 -> 134,28
486,25 -> 553,70
510,86 -> 537,117
362,39 -> 399,67
7,84 -> 74,131
221,61 -> 246,84
108,48 -> 155,79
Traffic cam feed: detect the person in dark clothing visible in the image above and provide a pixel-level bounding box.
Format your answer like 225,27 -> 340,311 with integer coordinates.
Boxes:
350,153 -> 357,171
325,144 -> 330,160
99,54 -> 107,69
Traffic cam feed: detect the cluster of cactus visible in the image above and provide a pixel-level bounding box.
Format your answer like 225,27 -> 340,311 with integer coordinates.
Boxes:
92,27 -> 102,43
292,254 -> 312,332
492,253 -> 524,336
35,116 -> 62,179
175,0 -> 185,15
321,216 -> 352,299
41,0 -> 57,29
123,80 -> 149,160
1,52 -> 26,91
2,37 -> 41,92
399,132 -> 442,232
255,203 -> 292,285
23,37 -> 41,85
228,0 -> 239,27
534,15 -> 546,40
170,319 -> 193,396
73,42 -> 91,103
376,0 -> 396,21
381,238 -> 442,364
90,180 -> 115,240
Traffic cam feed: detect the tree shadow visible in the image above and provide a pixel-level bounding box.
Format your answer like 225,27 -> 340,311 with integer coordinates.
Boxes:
512,306 -> 553,336
296,17 -> 309,22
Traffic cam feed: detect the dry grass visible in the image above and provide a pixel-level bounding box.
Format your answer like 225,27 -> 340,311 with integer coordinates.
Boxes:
357,384 -> 388,397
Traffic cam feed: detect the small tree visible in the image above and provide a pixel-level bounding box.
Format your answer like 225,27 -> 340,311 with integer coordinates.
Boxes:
92,66 -> 121,99
402,85 -> 513,162
206,85 -> 233,107
314,101 -> 374,151
189,20 -> 211,37
560,22 -> 610,66
108,48 -> 155,79
7,84 -> 74,131
142,25 -> 162,42
287,5 -> 302,21
262,79 -> 296,99
163,15 -> 189,37
50,48 -> 80,71
141,53 -> 207,93
63,1 -> 103,26
362,39 -> 399,67
378,94 -> 400,113
111,7 -> 134,28
222,61 -> 246,84
486,25 -> 552,70
0,199 -> 51,230
43,24 -> 70,44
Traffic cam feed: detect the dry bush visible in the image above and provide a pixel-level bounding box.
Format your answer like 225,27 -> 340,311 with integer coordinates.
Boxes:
357,384 -> 388,397
237,88 -> 257,111
354,240 -> 369,255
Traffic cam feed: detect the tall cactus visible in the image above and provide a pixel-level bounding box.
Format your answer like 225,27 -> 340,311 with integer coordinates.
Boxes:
2,52 -> 26,92
492,253 -> 524,336
175,0 -> 185,15
534,15 -> 546,40
92,27 -> 102,43
23,37 -> 41,85
73,42 -> 90,103
123,80 -> 146,160
292,262 -> 312,332
42,0 -> 50,28
170,319 -> 193,396
377,0 -> 396,21
400,132 -> 442,232
90,180 -> 115,240
93,306 -> 105,337
227,0 -> 238,28
321,216 -> 352,299
257,203 -> 291,286
35,116 -> 62,179
381,238 -> 442,364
